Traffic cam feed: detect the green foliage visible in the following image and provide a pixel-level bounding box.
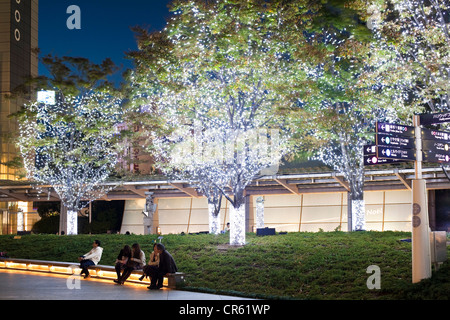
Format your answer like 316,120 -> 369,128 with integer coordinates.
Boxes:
377,0 -> 450,113
31,201 -> 125,234
35,202 -> 60,219
10,54 -> 120,99
83,201 -> 125,234
1,231 -> 448,300
31,215 -> 60,234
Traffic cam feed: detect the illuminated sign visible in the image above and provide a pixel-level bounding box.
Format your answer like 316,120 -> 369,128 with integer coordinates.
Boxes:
376,146 -> 416,161
37,90 -> 56,105
376,122 -> 415,137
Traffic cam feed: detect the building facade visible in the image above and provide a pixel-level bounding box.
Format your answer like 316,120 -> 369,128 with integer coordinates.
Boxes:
0,0 -> 39,234
1,0 -> 39,179
115,167 -> 449,235
120,189 -> 414,235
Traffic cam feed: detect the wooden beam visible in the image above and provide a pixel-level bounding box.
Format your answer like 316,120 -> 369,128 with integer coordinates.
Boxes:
123,186 -> 147,198
332,174 -> 350,192
0,189 -> 30,202
394,169 -> 412,190
105,193 -> 147,200
274,179 -> 300,195
169,183 -> 200,198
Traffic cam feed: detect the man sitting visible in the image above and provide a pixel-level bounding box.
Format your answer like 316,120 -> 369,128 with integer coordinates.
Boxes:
78,240 -> 103,279
147,243 -> 177,290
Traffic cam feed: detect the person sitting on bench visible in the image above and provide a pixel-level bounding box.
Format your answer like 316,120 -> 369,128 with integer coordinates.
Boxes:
115,243 -> 145,285
140,243 -> 160,281
147,243 -> 177,290
78,240 -> 103,279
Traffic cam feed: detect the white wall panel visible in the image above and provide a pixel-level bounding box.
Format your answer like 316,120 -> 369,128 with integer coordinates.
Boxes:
301,206 -> 342,223
383,221 -> 410,231
120,199 -> 145,235
260,194 -> 301,207
121,190 -> 413,235
303,193 -> 343,206
384,204 -> 411,222
365,204 -> 384,222
385,190 -> 411,204
366,222 -> 383,231
264,206 -> 300,224
365,191 -> 384,204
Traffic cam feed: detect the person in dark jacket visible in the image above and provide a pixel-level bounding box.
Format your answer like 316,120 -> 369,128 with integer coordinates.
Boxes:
115,243 -> 146,285
140,243 -> 160,281
147,243 -> 177,290
114,245 -> 131,283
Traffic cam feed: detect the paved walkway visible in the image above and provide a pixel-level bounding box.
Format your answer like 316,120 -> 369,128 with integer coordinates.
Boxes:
0,269 -> 252,300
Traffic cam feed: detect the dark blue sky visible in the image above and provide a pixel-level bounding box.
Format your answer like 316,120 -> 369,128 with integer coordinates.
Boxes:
38,0 -> 172,84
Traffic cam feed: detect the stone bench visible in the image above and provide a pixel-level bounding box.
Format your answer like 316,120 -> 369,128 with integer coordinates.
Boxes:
0,257 -> 185,289
91,263 -> 185,288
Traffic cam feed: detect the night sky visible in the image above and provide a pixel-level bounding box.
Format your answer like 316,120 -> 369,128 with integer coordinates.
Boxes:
38,0 -> 172,84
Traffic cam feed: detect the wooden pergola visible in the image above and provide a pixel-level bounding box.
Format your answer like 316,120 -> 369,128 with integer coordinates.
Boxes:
1,166 -> 449,202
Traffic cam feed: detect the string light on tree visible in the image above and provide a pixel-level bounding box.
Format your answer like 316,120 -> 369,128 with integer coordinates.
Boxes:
128,0 -> 296,245
16,90 -> 122,235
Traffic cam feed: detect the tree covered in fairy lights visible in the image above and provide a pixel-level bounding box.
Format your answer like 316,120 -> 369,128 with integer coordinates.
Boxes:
11,0 -> 448,238
14,56 -> 123,235
127,0 -> 300,243
310,0 -> 449,229
369,0 -> 450,179
306,21 -> 410,230
374,0 -> 449,113
127,0 -> 440,237
265,1 -> 415,231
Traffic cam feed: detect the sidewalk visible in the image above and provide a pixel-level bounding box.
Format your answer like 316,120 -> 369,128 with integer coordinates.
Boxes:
0,269 -> 253,300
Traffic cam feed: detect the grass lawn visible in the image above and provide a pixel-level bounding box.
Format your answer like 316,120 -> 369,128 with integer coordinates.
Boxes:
0,231 -> 448,300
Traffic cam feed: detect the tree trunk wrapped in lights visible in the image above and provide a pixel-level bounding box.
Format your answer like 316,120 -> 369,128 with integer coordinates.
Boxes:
255,196 -> 265,230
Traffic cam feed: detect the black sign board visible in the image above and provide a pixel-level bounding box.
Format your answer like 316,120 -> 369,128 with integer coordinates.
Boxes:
423,151 -> 450,163
364,145 -> 377,156
419,111 -> 450,126
376,146 -> 416,161
421,128 -> 450,143
376,122 -> 415,137
422,140 -> 450,153
364,155 -> 404,166
376,133 -> 415,149
364,122 -> 417,166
